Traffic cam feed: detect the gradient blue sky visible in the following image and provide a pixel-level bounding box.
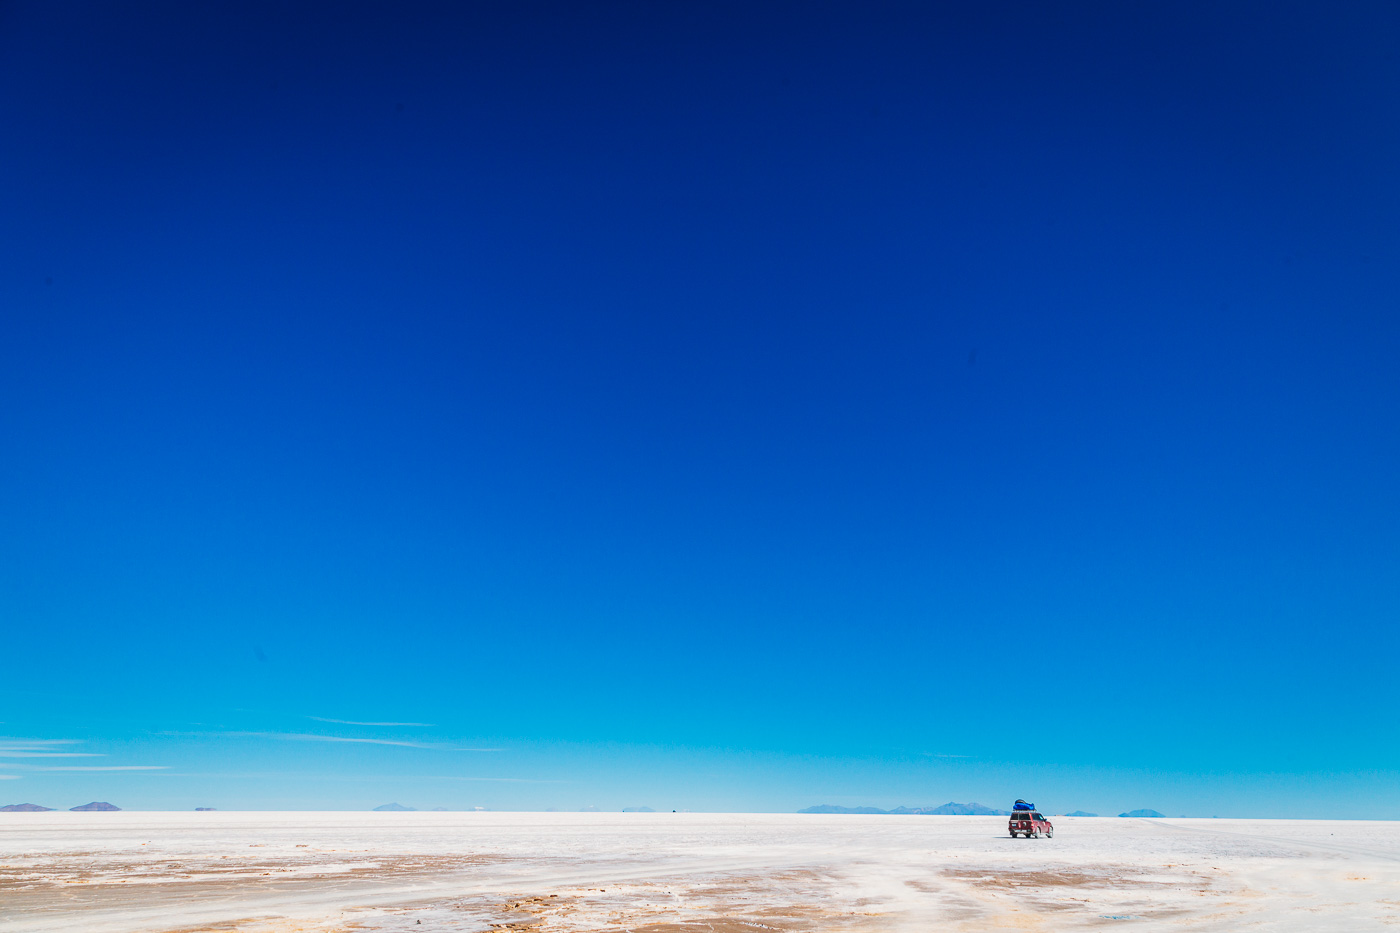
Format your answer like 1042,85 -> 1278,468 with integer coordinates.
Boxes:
2,1 -> 1397,817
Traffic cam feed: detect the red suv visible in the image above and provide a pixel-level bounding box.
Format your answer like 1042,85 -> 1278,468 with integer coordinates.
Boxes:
1009,809 -> 1053,838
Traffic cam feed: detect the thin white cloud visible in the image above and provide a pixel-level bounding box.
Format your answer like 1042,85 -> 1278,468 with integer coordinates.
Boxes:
152,771 -> 303,779
426,776 -> 566,783
0,739 -> 103,759
309,717 -> 437,727
0,775 -> 19,780
27,766 -> 169,772
226,732 -> 501,751
155,771 -> 562,785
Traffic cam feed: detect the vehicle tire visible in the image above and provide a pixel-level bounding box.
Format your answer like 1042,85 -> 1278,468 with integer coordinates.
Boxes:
1047,829 -> 1054,838
1033,830 -> 1041,838
1010,831 -> 1017,837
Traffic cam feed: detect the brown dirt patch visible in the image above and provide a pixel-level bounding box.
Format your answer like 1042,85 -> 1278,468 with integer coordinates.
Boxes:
944,869 -> 1113,888
629,921 -> 805,933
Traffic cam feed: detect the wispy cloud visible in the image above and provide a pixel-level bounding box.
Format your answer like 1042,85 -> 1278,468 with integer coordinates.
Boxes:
24,765 -> 168,772
0,740 -> 163,772
224,732 -> 501,751
309,717 -> 436,727
426,775 -> 566,783
0,775 -> 19,780
0,734 -> 97,756
0,739 -> 104,758
153,770 -> 536,782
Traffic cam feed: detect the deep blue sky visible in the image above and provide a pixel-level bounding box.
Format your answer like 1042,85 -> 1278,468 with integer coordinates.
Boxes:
2,1 -> 1397,817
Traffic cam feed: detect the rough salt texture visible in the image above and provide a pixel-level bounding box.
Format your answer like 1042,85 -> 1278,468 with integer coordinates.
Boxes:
1,811 -> 1397,931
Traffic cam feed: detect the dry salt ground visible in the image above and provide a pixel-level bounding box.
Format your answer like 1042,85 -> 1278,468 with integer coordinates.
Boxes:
2,811 -> 1398,931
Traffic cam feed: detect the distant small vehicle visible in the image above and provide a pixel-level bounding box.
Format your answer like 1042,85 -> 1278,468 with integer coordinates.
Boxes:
1008,804 -> 1053,838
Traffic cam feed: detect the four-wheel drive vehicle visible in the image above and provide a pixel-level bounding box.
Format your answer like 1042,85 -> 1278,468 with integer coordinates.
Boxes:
1009,810 -> 1053,838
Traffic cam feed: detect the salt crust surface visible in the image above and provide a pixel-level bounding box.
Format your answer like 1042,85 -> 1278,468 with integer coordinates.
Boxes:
2,811 -> 1398,931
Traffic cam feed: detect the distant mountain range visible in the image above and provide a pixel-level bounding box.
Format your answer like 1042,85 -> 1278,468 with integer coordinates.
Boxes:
800,805 -> 887,814
373,803 -> 416,811
1119,809 -> 1165,818
800,802 -> 1011,815
1063,810 -> 1098,817
3,801 -> 121,812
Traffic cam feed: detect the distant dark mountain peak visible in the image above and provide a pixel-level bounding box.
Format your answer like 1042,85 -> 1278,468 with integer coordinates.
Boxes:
888,802 -> 1013,815
372,803 -> 415,811
1,803 -> 54,812
1118,809 -> 1165,818
926,801 -> 1009,815
70,801 -> 120,811
195,807 -> 218,811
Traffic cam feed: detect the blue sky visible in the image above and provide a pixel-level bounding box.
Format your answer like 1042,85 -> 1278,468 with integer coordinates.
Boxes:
2,1 -> 1397,817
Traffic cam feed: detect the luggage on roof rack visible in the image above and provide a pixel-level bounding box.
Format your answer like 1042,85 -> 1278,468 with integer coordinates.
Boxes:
1013,800 -> 1035,811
